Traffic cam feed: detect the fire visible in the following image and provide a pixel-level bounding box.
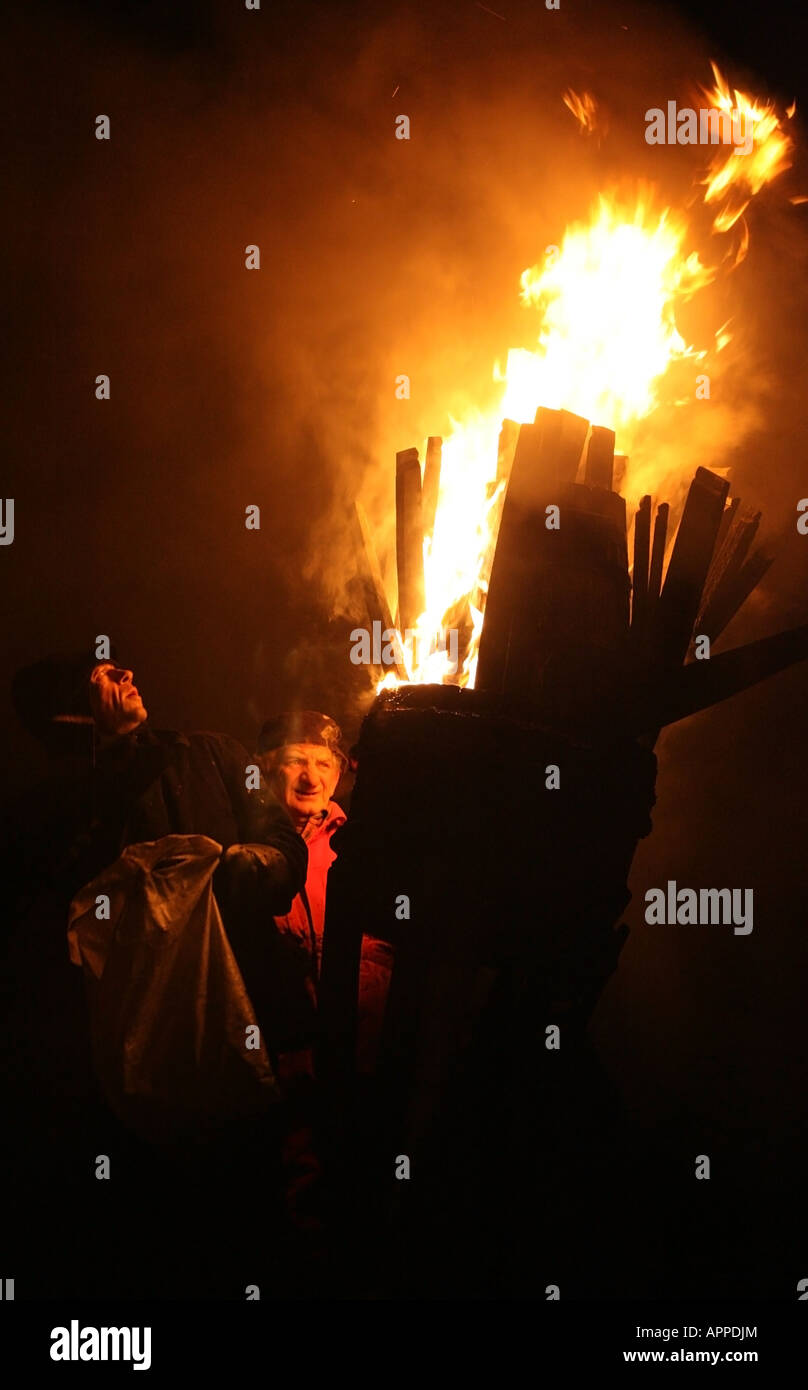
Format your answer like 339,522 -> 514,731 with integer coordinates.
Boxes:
700,62 -> 794,232
378,418 -> 501,690
563,89 -> 599,135
378,66 -> 795,694
500,194 -> 710,446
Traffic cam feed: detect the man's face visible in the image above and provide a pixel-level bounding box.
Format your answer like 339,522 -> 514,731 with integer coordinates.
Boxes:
88,662 -> 148,736
266,742 -> 341,825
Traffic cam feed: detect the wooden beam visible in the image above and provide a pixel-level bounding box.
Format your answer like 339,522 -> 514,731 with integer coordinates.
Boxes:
699,543 -> 776,644
476,425 -> 545,693
631,495 -> 652,634
353,502 -> 407,681
534,406 -> 590,486
477,412 -> 589,694
648,623 -> 808,731
713,495 -> 740,558
422,437 -> 442,540
496,419 -> 519,484
655,467 -> 729,665
647,501 -> 669,606
584,426 -> 615,489
477,473 -> 631,707
354,501 -> 394,629
696,507 -> 761,643
396,447 -> 425,633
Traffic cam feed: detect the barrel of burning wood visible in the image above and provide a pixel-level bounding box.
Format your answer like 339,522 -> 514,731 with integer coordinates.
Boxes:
318,683 -> 657,1293
318,683 -> 656,1100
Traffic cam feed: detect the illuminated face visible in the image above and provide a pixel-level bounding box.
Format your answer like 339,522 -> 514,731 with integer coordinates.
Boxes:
266,742 -> 341,827
88,662 -> 148,736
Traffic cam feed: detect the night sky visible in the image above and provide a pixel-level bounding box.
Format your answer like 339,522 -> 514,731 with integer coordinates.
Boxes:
3,0 -> 807,1303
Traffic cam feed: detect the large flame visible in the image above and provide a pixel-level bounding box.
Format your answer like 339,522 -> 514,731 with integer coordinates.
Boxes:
501,195 -> 710,444
378,66 -> 794,693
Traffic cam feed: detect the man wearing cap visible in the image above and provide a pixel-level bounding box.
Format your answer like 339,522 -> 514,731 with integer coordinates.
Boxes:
5,651 -> 306,913
252,711 -> 392,1075
257,711 -> 348,963
2,650 -> 310,1296
241,711 -> 391,1253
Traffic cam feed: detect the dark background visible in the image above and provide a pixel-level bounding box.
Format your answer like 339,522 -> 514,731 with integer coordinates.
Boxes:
2,0 -> 807,1299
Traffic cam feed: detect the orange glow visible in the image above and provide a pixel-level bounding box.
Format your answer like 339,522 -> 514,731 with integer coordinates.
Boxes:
502,193 -> 710,443
378,67 -> 795,693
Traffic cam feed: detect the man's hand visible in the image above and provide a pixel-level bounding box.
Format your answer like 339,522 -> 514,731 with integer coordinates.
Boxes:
218,842 -> 296,916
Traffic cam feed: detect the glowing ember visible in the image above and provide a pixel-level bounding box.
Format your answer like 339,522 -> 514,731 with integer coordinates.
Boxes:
563,89 -> 599,135
378,66 -> 795,694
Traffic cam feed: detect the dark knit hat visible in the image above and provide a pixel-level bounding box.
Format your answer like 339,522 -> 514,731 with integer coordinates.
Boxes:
11,649 -> 116,741
257,710 -> 348,767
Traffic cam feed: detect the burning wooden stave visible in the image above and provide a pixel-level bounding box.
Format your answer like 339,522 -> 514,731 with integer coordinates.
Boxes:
362,407 -> 807,736
395,447 -> 425,635
322,412 -> 808,1181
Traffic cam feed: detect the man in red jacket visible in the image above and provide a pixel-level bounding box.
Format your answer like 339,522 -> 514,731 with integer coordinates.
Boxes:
258,711 -> 347,972
255,710 -> 392,1074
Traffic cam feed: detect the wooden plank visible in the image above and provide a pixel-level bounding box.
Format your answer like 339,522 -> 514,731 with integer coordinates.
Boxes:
353,501 -> 407,680
696,507 -> 761,642
655,467 -> 729,664
713,495 -> 740,557
699,543 -> 776,644
354,501 -> 395,631
631,495 -> 652,633
476,425 -> 545,693
647,501 -> 669,606
523,481 -> 629,718
478,478 -> 630,705
477,413 -> 583,693
649,622 -> 808,730
584,426 -> 615,489
496,419 -> 519,484
534,406 -> 590,486
396,447 -> 425,633
422,437 -> 442,539
703,505 -> 758,598
479,408 -> 632,699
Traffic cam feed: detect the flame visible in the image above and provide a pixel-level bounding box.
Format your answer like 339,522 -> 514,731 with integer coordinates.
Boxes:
380,418 -> 502,689
563,89 -> 599,135
377,66 -> 795,693
500,194 -> 711,443
700,62 -> 794,231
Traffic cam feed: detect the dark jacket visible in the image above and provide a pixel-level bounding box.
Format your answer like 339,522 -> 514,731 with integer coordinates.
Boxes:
0,725 -> 306,1295
3,724 -> 306,918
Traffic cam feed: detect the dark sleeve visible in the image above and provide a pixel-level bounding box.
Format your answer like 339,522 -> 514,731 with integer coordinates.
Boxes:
207,734 -> 307,899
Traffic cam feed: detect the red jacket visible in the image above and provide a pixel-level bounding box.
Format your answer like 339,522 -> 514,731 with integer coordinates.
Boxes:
274,801 -> 345,967
274,800 -> 392,1075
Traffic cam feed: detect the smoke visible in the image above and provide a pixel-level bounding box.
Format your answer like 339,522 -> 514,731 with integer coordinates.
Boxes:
188,0 -> 808,623
4,0 -> 808,754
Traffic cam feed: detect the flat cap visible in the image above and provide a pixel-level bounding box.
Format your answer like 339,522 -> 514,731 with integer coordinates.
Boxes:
257,710 -> 347,765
